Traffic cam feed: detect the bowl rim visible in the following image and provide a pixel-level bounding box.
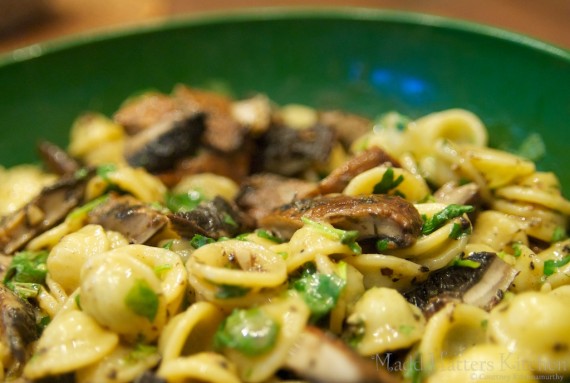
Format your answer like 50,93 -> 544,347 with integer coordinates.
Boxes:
1,6 -> 569,67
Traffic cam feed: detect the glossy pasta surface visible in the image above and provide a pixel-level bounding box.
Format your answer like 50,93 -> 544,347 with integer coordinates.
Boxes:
0,86 -> 569,383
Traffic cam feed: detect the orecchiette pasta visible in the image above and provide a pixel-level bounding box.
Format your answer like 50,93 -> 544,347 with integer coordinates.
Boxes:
2,90 -> 570,383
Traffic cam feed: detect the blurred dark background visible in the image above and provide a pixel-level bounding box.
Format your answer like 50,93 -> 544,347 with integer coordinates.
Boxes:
1,0 -> 569,54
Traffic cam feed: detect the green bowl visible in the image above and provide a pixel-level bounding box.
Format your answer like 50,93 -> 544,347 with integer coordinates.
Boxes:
1,8 -> 569,190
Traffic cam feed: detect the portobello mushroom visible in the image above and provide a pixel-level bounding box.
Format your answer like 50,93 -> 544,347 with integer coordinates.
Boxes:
124,110 -> 206,173
433,181 -> 480,206
235,173 -> 317,223
0,284 -> 39,379
0,174 -> 89,254
284,326 -> 398,383
37,141 -> 81,176
318,109 -> 373,149
86,194 -> 169,244
254,123 -> 336,176
169,196 -> 254,240
403,252 -> 518,316
308,146 -> 400,196
259,194 -> 422,247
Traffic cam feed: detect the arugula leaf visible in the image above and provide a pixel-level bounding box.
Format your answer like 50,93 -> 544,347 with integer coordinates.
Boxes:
214,308 -> 279,356
543,255 -> 570,276
376,238 -> 392,252
301,217 -> 362,254
165,190 -> 206,213
292,271 -> 346,321
215,284 -> 251,299
4,250 -> 49,298
372,167 -> 404,195
421,204 -> 474,235
124,279 -> 159,322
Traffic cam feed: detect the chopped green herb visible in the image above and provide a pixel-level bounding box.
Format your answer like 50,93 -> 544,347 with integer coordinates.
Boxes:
10,282 -> 42,299
96,163 -> 117,181
512,242 -> 523,258
4,250 -> 49,298
301,217 -> 362,254
543,255 -> 570,276
161,240 -> 174,250
190,234 -> 215,249
450,256 -> 481,269
214,308 -> 279,356
37,315 -> 51,334
372,167 -> 404,195
551,226 -> 568,243
75,294 -> 82,310
343,316 -> 365,349
256,229 -> 283,243
292,271 -> 346,321
404,354 -> 425,383
421,204 -> 474,235
125,343 -> 158,364
481,319 -> 488,329
165,190 -> 206,213
68,194 -> 110,219
236,233 -> 251,241
222,212 -> 238,228
74,167 -> 89,180
278,252 -> 289,260
449,222 -> 471,239
399,324 -> 415,336
215,284 -> 251,299
515,132 -> 545,161
154,263 -> 172,278
376,238 -> 391,252
124,279 -> 159,322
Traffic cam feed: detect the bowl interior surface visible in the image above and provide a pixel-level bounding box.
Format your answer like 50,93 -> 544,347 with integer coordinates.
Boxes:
1,8 -> 569,190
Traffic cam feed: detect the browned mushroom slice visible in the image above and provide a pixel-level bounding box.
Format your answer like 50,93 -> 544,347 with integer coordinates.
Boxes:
255,123 -> 336,176
37,141 -> 81,176
174,85 -> 247,153
0,175 -> 88,254
124,110 -> 206,173
235,173 -> 317,224
260,194 -> 422,246
157,143 -> 254,187
308,146 -> 400,196
0,284 -> 39,379
433,181 -> 480,206
113,91 -> 183,135
87,194 -> 169,244
285,326 -> 399,383
169,196 -> 254,240
319,110 -> 373,149
403,252 -> 518,316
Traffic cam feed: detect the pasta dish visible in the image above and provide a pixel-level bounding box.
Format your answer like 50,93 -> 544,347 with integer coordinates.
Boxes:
0,85 -> 568,383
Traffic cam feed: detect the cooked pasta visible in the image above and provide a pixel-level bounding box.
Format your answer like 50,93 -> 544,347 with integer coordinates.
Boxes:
0,86 -> 569,383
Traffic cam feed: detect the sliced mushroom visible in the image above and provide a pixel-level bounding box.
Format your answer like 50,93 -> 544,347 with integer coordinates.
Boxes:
255,123 -> 336,176
37,141 -> 81,176
174,85 -> 247,153
433,181 -> 480,206
235,173 -> 317,224
319,110 -> 373,149
169,196 -> 254,240
0,284 -> 39,379
308,147 -> 400,196
87,194 -> 169,244
157,144 -> 253,187
124,110 -> 206,173
113,91 -> 183,135
0,174 -> 89,254
403,252 -> 518,316
260,194 -> 422,247
284,326 -> 398,383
